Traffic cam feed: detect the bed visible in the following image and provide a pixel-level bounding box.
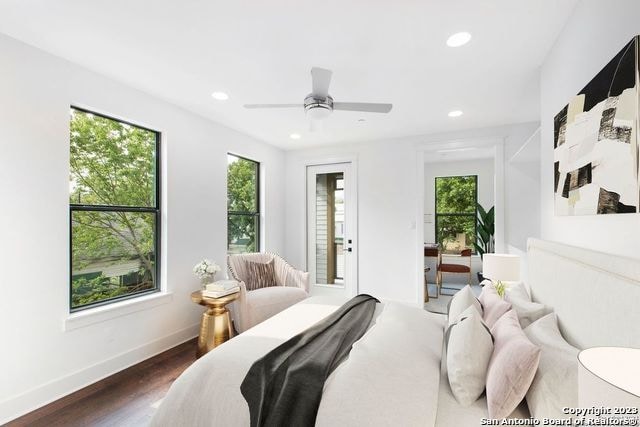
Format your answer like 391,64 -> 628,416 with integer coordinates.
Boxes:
151,239 -> 640,426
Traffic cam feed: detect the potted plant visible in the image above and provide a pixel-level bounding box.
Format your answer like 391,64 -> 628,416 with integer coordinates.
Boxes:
474,203 -> 495,283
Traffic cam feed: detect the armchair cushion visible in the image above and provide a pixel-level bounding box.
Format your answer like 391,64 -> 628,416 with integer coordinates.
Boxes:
245,286 -> 308,328
245,259 -> 277,291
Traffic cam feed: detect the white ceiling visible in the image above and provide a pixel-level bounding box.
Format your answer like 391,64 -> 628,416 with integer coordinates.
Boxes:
0,0 -> 577,150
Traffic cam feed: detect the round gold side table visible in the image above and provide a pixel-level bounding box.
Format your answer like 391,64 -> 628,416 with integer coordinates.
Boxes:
191,290 -> 239,358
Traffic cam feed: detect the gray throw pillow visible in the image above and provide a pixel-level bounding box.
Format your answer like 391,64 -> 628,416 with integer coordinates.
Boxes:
524,313 -> 579,419
446,305 -> 493,406
245,259 -> 277,291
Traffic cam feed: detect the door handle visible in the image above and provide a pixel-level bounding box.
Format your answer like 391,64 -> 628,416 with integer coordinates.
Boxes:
347,248 -> 352,252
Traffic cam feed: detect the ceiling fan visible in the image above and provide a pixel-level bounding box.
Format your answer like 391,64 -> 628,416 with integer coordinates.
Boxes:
244,67 -> 393,130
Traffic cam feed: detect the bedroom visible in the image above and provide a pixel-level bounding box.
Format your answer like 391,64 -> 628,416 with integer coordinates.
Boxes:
1,0 -> 639,426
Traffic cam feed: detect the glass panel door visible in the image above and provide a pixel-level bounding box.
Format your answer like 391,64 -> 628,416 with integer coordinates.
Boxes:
307,163 -> 356,297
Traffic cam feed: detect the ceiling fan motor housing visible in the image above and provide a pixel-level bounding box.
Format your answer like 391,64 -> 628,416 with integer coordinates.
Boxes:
304,94 -> 333,120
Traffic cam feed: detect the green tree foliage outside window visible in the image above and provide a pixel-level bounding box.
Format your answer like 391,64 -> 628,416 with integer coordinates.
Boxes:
227,154 -> 260,253
70,108 -> 160,310
435,176 -> 477,254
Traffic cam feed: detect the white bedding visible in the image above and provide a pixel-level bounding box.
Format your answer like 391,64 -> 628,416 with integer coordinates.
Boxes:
152,296 -> 517,427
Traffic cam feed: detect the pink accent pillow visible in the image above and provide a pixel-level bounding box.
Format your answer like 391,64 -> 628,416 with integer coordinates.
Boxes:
486,310 -> 541,419
479,284 -> 512,328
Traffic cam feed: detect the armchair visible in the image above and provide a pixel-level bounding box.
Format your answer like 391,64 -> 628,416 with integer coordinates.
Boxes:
227,252 -> 309,333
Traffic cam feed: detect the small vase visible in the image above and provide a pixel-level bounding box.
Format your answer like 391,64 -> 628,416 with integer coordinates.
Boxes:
201,276 -> 215,289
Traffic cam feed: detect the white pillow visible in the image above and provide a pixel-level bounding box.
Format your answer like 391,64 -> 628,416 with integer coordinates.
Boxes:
524,313 -> 579,419
505,281 -> 531,301
446,306 -> 493,406
447,285 -> 482,327
506,282 -> 550,328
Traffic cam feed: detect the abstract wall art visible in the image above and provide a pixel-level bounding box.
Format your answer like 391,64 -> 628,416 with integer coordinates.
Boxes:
554,36 -> 639,216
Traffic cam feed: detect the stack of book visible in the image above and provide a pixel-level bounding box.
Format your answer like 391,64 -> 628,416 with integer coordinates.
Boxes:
203,280 -> 240,298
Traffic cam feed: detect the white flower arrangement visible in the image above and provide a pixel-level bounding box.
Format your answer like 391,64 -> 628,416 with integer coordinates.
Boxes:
193,259 -> 221,282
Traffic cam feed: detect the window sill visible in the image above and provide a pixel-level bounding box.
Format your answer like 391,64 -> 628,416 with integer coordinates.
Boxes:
64,291 -> 173,331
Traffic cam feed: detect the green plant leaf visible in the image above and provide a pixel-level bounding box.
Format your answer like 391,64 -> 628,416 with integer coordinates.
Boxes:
478,227 -> 490,244
473,243 -> 485,257
477,231 -> 487,245
486,207 -> 495,223
477,202 -> 487,219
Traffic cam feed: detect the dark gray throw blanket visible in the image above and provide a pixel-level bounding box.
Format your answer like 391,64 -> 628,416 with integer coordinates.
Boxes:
240,294 -> 380,427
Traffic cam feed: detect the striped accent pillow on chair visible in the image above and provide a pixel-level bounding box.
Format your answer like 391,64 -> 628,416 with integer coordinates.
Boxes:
245,259 -> 277,291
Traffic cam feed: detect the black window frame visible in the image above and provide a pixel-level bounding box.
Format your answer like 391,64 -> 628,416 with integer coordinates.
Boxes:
434,175 -> 478,254
227,153 -> 261,253
69,106 -> 161,312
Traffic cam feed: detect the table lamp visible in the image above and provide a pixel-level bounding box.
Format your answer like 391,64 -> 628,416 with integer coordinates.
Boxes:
578,347 -> 640,414
482,254 -> 520,297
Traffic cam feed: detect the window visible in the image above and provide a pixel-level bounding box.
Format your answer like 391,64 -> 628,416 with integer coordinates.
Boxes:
69,107 -> 160,311
227,154 -> 260,253
435,175 -> 477,254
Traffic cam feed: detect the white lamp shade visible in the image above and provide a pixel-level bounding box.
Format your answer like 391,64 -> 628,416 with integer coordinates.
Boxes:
578,347 -> 640,409
482,254 -> 520,282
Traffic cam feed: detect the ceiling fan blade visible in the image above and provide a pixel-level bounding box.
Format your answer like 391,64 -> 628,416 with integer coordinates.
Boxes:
333,102 -> 393,113
244,104 -> 302,109
311,67 -> 333,98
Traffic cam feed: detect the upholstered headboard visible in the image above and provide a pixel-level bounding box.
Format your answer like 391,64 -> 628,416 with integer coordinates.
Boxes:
527,238 -> 640,349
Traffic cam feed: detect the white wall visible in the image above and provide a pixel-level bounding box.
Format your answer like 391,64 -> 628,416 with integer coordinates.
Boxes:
284,122 -> 539,305
0,34 -> 286,422
540,0 -> 640,255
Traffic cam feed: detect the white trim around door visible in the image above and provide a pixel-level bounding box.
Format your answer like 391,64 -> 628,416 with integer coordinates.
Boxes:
305,160 -> 358,298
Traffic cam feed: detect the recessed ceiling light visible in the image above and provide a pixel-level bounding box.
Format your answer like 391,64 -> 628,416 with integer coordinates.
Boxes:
448,110 -> 464,118
211,91 -> 229,101
446,32 -> 472,47
289,133 -> 301,140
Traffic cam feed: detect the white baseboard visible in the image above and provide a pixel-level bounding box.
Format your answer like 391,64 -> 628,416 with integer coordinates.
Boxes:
0,323 -> 199,424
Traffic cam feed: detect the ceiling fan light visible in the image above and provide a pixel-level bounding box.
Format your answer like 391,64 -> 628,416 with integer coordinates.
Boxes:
306,105 -> 332,121
309,118 -> 324,132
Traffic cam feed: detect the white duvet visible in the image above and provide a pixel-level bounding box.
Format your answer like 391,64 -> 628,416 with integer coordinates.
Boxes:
151,296 -> 446,427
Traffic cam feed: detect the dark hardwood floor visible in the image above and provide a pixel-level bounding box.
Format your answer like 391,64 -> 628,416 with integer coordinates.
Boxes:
7,339 -> 197,427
